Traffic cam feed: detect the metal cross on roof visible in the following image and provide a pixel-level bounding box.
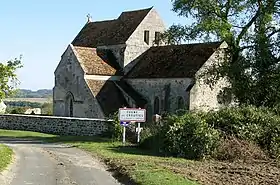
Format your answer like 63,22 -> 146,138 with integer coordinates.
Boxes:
86,14 -> 92,23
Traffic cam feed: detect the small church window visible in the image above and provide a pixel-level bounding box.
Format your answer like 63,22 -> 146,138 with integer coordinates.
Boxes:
65,77 -> 69,86
55,75 -> 60,86
155,32 -> 161,45
177,96 -> 185,110
69,99 -> 73,117
154,96 -> 160,114
144,30 -> 150,45
76,76 -> 80,94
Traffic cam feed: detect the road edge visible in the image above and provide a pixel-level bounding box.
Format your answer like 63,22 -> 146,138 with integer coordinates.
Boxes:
0,144 -> 20,185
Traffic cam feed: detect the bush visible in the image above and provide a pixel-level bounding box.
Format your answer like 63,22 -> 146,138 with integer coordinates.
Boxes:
104,112 -> 123,141
163,113 -> 220,159
140,123 -> 165,154
141,113 -> 220,159
204,106 -> 280,158
6,107 -> 28,114
140,106 -> 280,160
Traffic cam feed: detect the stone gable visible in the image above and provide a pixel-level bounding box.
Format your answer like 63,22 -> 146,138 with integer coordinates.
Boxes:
53,7 -> 229,120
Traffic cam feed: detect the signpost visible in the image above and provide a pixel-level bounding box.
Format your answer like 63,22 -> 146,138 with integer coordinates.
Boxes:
118,108 -> 146,144
120,121 -> 128,144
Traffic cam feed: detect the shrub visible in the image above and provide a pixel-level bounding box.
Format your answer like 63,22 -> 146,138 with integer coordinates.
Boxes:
6,107 -> 28,114
141,106 -> 280,160
104,112 -> 123,141
140,123 -> 165,154
163,113 -> 220,159
204,106 -> 280,158
141,113 -> 220,159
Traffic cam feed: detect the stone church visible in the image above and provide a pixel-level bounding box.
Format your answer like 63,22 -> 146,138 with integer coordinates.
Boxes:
53,7 -> 229,120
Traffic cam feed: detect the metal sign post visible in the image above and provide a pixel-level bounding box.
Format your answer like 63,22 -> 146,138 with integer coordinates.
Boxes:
120,121 -> 128,145
123,126 -> 126,145
118,107 -> 146,144
137,122 -> 141,143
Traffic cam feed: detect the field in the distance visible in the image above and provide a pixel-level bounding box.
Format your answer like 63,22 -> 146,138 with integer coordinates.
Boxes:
4,98 -> 51,103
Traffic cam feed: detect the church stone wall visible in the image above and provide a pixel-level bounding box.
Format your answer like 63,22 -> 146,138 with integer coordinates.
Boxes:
0,114 -> 111,136
97,44 -> 126,68
53,45 -> 102,118
189,46 -> 230,111
124,9 -> 166,71
125,78 -> 193,120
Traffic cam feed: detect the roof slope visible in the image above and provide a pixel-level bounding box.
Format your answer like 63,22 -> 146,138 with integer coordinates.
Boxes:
74,46 -> 117,75
86,79 -> 128,116
115,80 -> 147,108
126,42 -> 222,78
72,7 -> 152,47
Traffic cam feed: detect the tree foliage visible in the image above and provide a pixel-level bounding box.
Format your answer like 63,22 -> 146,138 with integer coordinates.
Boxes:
163,0 -> 280,106
0,57 -> 23,100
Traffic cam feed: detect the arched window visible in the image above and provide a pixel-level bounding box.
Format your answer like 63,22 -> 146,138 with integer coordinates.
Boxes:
154,96 -> 160,114
69,99 -> 73,117
65,92 -> 74,117
76,76 -> 80,94
177,96 -> 185,110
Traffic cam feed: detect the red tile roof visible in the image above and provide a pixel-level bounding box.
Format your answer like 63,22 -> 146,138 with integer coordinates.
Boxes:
72,7 -> 153,47
126,42 -> 222,78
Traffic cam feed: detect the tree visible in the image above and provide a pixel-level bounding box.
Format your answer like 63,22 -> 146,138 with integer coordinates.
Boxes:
0,57 -> 23,100
163,0 -> 280,106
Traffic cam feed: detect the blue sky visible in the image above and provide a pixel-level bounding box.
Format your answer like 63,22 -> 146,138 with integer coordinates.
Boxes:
0,0 -> 190,90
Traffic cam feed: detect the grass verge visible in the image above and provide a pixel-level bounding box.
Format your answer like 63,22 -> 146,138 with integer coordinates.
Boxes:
0,129 -> 198,185
0,144 -> 13,172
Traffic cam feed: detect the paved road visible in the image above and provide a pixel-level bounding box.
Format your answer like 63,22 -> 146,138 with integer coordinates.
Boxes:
0,139 -> 122,185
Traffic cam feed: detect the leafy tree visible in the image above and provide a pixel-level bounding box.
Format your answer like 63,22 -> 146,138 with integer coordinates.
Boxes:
0,57 -> 23,100
162,0 -> 280,106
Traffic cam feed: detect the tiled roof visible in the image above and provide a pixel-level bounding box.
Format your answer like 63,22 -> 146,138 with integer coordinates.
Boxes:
85,79 -> 128,116
85,79 -> 106,96
115,80 -> 147,108
126,42 -> 222,78
74,46 -> 117,75
72,7 -> 152,47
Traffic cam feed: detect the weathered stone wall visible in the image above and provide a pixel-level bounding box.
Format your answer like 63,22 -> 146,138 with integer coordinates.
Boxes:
0,114 -> 111,136
124,8 -> 166,69
189,42 -> 230,111
97,44 -> 126,68
125,78 -> 193,120
53,45 -> 103,118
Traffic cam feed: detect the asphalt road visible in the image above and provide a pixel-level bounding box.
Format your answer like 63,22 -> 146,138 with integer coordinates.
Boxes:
0,139 -> 122,185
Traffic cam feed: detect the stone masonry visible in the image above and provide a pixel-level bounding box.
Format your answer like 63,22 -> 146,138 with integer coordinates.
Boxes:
0,114 -> 111,136
53,7 -> 230,120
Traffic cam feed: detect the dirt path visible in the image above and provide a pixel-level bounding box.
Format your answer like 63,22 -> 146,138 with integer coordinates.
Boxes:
0,139 -> 122,185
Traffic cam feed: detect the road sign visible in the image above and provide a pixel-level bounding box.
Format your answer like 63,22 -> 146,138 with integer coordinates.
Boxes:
120,121 -> 129,127
118,108 -> 146,122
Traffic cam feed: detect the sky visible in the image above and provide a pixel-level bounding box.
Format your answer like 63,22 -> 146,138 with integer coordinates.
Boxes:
0,0 -> 190,90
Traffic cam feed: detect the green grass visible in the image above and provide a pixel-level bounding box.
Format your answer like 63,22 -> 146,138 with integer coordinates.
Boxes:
0,144 -> 13,172
0,129 -> 199,185
0,129 -> 55,138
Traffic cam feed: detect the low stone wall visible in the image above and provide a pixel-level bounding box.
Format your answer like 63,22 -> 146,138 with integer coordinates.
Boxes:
0,114 -> 112,136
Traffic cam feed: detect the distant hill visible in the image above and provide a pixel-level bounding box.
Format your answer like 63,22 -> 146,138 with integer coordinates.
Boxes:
8,89 -> 53,98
